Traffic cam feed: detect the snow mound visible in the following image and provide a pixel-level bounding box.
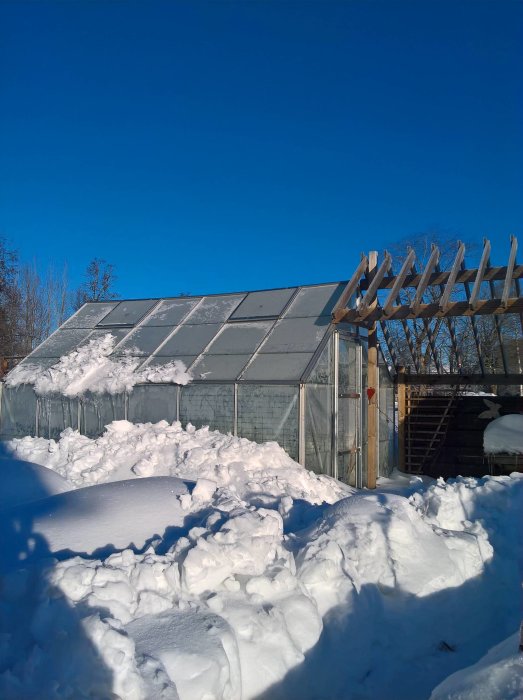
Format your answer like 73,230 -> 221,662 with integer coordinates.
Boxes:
430,632 -> 523,700
484,414 -> 523,454
5,419 -> 352,503
0,455 -> 71,509
5,333 -> 192,396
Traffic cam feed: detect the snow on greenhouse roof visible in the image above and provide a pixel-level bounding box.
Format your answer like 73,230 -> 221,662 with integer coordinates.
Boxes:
17,282 -> 355,384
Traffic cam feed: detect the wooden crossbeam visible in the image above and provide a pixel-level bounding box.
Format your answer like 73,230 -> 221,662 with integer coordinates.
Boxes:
358,252 -> 392,316
358,264 -> 523,291
469,238 -> 490,309
502,235 -> 518,307
461,258 -> 485,375
402,373 -> 523,387
332,255 -> 368,323
412,245 -> 440,312
338,297 -> 523,323
439,241 -> 465,311
382,248 -> 416,316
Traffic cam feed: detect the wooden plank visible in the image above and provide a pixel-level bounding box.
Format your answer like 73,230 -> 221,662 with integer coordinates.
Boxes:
382,248 -> 416,315
439,241 -> 466,311
358,263 -> 523,291
397,367 -> 406,471
367,251 -> 378,489
412,245 -> 440,312
469,238 -> 491,309
502,235 -> 518,306
403,373 -> 522,386
332,255 -> 368,323
358,252 -> 392,316
339,297 -> 523,323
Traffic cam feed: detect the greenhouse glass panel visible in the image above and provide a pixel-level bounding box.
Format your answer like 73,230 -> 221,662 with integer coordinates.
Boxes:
81,393 -> 126,438
82,328 -> 131,347
284,284 -> 345,318
187,295 -> 245,323
31,329 -> 93,358
62,302 -> 119,329
37,396 -> 79,440
237,384 -> 299,460
156,324 -> 221,356
179,384 -> 234,434
304,339 -> 333,475
206,321 -> 273,355
231,288 -> 296,320
127,385 -> 178,424
241,353 -> 314,381
0,385 -> 37,438
97,300 -> 158,327
260,317 -> 331,353
145,356 -> 197,370
112,326 -> 175,356
190,354 -> 250,380
142,299 -> 201,327
14,357 -> 58,372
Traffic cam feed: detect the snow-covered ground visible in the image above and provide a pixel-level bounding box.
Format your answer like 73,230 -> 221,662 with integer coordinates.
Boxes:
1,420 -> 522,699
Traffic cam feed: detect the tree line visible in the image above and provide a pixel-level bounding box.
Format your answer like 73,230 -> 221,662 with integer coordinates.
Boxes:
0,238 -> 118,362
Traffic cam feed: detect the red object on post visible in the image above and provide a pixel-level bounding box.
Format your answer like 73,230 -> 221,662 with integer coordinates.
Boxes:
367,387 -> 376,402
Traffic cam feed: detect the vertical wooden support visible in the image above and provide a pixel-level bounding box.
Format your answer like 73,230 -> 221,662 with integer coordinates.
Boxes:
367,251 -> 378,489
397,366 -> 406,471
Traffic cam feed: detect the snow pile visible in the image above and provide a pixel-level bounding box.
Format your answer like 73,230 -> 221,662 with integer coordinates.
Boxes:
5,334 -> 192,396
6,419 -> 351,502
1,424 -> 523,699
484,414 -> 523,454
430,632 -> 523,700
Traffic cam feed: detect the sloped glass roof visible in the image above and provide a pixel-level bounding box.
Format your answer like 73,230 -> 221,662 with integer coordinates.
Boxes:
20,283 -> 354,382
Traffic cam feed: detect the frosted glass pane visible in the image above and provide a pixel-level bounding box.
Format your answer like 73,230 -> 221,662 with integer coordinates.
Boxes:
62,302 -> 119,328
191,354 -> 250,380
261,317 -> 331,353
285,284 -> 345,318
156,324 -> 221,356
128,385 -> 178,424
179,384 -> 234,434
187,295 -> 245,323
142,299 -> 201,327
97,300 -> 157,327
206,321 -> 273,354
37,396 -> 80,440
305,338 -> 333,384
81,393 -> 126,438
241,353 -> 313,380
231,288 -> 296,320
339,339 -> 359,391
237,385 -> 299,460
31,329 -> 93,358
0,385 -> 37,438
14,357 -> 57,372
305,383 -> 333,475
112,326 -> 175,356
82,328 -> 131,347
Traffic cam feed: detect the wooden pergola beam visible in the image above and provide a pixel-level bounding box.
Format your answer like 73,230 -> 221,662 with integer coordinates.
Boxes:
469,238 -> 491,310
502,235 -> 518,307
332,255 -> 368,323
461,258 -> 486,375
358,251 -> 392,316
382,248 -> 416,316
401,373 -> 523,387
412,244 -> 440,313
358,264 -> 523,291
439,241 -> 465,311
338,297 -> 523,323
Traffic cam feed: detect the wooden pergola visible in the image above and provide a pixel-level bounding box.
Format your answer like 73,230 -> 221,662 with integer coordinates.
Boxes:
332,236 -> 522,487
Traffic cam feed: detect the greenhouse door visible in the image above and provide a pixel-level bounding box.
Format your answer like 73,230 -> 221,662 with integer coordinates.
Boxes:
337,337 -> 363,487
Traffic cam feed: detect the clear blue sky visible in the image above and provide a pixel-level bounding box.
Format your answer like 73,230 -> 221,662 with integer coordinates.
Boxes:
1,0 -> 521,298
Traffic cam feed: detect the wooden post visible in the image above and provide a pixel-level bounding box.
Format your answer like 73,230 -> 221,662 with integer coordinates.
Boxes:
367,251 -> 378,489
397,366 -> 406,471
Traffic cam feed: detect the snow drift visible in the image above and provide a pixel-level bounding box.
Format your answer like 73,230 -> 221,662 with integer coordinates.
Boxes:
484,414 -> 523,455
1,421 -> 522,700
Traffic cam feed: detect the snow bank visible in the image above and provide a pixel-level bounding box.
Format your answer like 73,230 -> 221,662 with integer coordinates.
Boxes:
5,333 -> 192,396
484,414 -> 523,454
430,632 -> 523,700
1,423 -> 523,699
0,456 -> 70,509
6,419 -> 351,503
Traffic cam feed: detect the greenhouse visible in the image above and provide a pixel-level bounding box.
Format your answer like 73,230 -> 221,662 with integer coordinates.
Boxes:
0,282 -> 395,488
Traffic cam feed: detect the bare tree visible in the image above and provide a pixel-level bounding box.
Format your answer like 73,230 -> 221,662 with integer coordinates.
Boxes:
74,258 -> 118,309
0,238 -> 22,359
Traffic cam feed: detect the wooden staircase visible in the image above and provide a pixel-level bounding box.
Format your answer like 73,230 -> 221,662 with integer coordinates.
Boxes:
405,388 -> 459,473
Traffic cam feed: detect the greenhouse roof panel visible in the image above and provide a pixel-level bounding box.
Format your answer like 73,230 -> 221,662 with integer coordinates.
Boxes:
190,354 -> 251,380
259,316 -> 331,354
112,326 -> 175,356
155,324 -> 222,356
141,299 -> 201,327
97,300 -> 158,327
230,288 -> 297,320
206,321 -> 273,355
241,352 -> 314,381
284,283 -> 345,318
62,302 -> 119,329
187,295 -> 245,323
31,329 -> 94,358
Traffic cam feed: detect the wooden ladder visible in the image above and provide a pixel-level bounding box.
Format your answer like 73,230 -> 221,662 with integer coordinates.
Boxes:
405,387 -> 459,473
